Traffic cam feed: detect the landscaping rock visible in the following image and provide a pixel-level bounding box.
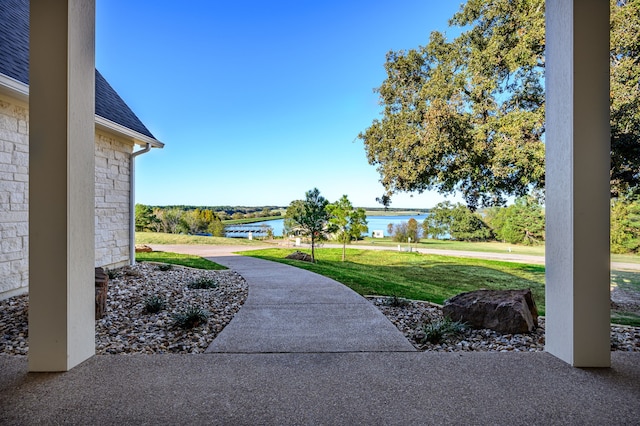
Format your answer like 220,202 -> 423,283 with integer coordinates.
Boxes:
442,289 -> 538,334
286,251 -> 313,262
135,244 -> 153,253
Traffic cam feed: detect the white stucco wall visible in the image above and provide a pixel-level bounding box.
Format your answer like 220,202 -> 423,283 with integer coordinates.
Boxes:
0,93 -> 134,300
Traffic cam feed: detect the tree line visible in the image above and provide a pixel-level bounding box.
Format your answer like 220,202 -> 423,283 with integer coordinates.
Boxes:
135,205 -> 282,236
387,197 -> 545,245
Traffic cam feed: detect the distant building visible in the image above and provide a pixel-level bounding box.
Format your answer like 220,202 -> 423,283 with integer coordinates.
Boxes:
372,230 -> 384,238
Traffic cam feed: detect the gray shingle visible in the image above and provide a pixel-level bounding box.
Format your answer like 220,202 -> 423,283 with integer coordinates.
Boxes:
0,0 -> 157,140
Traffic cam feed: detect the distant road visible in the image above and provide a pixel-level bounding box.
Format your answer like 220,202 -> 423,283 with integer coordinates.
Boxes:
321,243 -> 640,272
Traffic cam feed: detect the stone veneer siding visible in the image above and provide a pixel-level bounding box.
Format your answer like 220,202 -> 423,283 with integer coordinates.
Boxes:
94,131 -> 132,270
0,93 -> 134,299
0,94 -> 29,298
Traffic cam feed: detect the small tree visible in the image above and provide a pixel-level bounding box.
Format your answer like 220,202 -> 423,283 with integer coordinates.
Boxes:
327,195 -> 368,261
286,188 -> 329,262
392,218 -> 420,243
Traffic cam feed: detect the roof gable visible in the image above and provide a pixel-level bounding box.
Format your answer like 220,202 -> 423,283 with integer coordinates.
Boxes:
0,0 -> 157,141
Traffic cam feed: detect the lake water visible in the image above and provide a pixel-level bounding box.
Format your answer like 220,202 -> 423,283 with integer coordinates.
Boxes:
225,214 -> 428,238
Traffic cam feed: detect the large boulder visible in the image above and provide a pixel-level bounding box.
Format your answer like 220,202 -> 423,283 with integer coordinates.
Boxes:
285,251 -> 313,262
442,289 -> 538,334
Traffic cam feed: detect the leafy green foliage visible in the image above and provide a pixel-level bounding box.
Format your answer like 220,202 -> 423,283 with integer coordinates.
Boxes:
360,0 -> 640,206
359,0 -> 545,209
485,197 -> 545,245
610,0 -> 640,197
611,197 -> 640,253
143,295 -> 166,314
327,195 -> 369,261
135,204 -> 159,231
426,202 -> 492,241
392,218 -> 420,243
285,188 -> 330,262
172,306 -> 210,329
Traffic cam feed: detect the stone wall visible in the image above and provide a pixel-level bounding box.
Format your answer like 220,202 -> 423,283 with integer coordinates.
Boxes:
0,93 -> 134,299
95,131 -> 132,270
0,94 -> 29,298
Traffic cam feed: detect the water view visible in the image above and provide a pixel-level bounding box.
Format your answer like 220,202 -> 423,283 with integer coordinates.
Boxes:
225,214 -> 428,238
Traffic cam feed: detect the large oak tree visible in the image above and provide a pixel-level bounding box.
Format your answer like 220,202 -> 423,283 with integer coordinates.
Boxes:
360,0 -> 639,208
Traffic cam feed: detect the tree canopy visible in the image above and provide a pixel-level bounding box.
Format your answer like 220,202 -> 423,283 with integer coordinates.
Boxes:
360,0 -> 639,208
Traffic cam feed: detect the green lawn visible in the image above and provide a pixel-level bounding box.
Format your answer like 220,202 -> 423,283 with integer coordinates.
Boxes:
243,248 -> 640,326
135,231 -> 269,246
610,270 -> 640,326
243,248 -> 546,314
136,251 -> 227,270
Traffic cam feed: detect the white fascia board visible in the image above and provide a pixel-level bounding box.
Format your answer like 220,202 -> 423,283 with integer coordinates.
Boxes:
94,116 -> 164,148
0,74 -> 29,102
0,73 -> 164,149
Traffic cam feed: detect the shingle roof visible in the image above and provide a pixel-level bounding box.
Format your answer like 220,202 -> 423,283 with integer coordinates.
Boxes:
0,0 -> 157,140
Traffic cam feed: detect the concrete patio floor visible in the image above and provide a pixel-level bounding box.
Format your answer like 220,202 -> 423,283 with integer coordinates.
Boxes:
1,352 -> 639,424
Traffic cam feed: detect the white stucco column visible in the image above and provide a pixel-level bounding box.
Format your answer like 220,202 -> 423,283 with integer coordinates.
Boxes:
28,0 -> 96,371
545,0 -> 610,367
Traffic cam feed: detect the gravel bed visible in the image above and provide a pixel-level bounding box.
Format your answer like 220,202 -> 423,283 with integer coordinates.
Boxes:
368,296 -> 640,352
2,264 -> 639,355
1,263 -> 248,356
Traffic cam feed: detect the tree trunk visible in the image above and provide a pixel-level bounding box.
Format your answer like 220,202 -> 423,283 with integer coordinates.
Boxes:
311,233 -> 315,263
342,241 -> 346,262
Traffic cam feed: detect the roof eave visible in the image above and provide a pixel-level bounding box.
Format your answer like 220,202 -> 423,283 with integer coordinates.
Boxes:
94,116 -> 164,148
0,73 -> 164,149
0,73 -> 29,102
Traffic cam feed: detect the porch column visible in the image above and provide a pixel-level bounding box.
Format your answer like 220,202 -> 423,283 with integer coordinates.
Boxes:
545,0 -> 610,367
29,0 -> 96,371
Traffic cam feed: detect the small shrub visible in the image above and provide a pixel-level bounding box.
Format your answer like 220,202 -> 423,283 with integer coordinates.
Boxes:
418,318 -> 466,344
143,295 -> 166,314
386,294 -> 409,307
157,263 -> 173,271
105,268 -> 119,279
188,277 -> 218,289
173,306 -> 210,329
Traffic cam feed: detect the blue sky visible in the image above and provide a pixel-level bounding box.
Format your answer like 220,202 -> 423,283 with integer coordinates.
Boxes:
96,0 -> 465,208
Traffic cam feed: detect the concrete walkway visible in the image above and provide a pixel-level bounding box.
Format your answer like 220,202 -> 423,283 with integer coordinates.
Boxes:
149,244 -> 414,353
205,254 -> 415,353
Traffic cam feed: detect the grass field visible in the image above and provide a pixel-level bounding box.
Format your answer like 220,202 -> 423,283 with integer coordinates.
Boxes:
243,248 -> 547,314
243,248 -> 640,326
135,251 -> 227,270
135,231 -> 269,246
